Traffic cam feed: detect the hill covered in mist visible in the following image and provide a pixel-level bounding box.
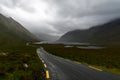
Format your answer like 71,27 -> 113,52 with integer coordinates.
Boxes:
59,19 -> 120,45
0,14 -> 39,46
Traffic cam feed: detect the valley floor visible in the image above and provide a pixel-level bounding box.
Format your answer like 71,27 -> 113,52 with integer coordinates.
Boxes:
40,44 -> 120,75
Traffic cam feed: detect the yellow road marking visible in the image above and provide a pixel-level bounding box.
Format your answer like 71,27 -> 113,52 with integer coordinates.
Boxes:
89,66 -> 103,71
44,64 -> 47,68
46,70 -> 50,79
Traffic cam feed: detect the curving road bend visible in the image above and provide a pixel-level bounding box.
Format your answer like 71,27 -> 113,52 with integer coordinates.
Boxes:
37,48 -> 120,80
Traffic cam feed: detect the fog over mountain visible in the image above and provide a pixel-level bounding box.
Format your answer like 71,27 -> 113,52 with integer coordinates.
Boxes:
59,18 -> 120,45
0,0 -> 120,40
0,13 -> 38,46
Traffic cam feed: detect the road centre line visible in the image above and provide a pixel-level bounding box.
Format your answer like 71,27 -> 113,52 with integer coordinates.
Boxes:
46,70 -> 50,79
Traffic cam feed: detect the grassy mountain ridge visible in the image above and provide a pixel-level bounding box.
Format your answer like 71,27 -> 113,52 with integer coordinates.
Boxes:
0,14 -> 39,46
59,19 -> 120,45
0,14 -> 43,80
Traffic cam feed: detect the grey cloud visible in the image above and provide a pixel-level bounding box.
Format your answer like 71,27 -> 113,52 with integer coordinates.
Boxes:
18,4 -> 36,13
0,0 -> 36,13
16,0 -> 36,13
45,0 -> 120,35
52,0 -> 120,18
1,0 -> 120,38
0,0 -> 18,8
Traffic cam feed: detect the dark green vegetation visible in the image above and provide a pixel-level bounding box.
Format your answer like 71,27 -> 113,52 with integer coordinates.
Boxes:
41,44 -> 120,75
0,44 -> 44,80
59,18 -> 120,45
0,14 -> 43,80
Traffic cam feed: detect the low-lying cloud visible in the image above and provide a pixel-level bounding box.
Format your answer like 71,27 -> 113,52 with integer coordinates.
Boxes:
0,0 -> 120,37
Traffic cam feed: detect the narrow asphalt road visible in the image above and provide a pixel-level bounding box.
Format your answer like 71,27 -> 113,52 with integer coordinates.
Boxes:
37,48 -> 120,80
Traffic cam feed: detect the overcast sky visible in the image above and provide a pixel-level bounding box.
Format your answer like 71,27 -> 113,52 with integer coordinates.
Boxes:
0,0 -> 120,37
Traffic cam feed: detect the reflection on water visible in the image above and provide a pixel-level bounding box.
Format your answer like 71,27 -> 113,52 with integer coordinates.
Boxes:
34,41 -> 106,49
77,46 -> 105,49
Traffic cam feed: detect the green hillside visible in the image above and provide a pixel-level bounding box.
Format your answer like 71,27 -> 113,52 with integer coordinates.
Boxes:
0,14 -> 43,80
0,14 -> 39,46
59,19 -> 120,46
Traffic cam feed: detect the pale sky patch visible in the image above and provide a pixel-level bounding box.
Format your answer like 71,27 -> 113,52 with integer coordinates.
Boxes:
0,0 -> 120,38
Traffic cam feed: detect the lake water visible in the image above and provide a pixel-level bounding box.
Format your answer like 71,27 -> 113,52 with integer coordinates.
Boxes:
77,46 -> 105,49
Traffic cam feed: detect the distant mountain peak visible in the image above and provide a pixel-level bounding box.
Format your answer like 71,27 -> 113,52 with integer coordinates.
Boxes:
58,18 -> 120,45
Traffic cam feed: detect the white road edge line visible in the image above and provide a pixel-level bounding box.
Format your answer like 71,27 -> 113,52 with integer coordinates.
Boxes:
88,66 -> 103,71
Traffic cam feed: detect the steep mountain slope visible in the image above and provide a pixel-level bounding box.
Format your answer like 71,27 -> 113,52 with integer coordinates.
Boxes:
59,19 -> 120,45
0,14 -> 39,46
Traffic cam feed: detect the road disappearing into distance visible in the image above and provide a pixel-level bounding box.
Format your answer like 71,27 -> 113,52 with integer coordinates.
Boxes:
37,48 -> 120,80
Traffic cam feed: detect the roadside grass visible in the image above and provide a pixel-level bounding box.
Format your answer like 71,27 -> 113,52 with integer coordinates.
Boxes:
89,65 -> 120,75
39,44 -> 120,75
0,44 -> 44,80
